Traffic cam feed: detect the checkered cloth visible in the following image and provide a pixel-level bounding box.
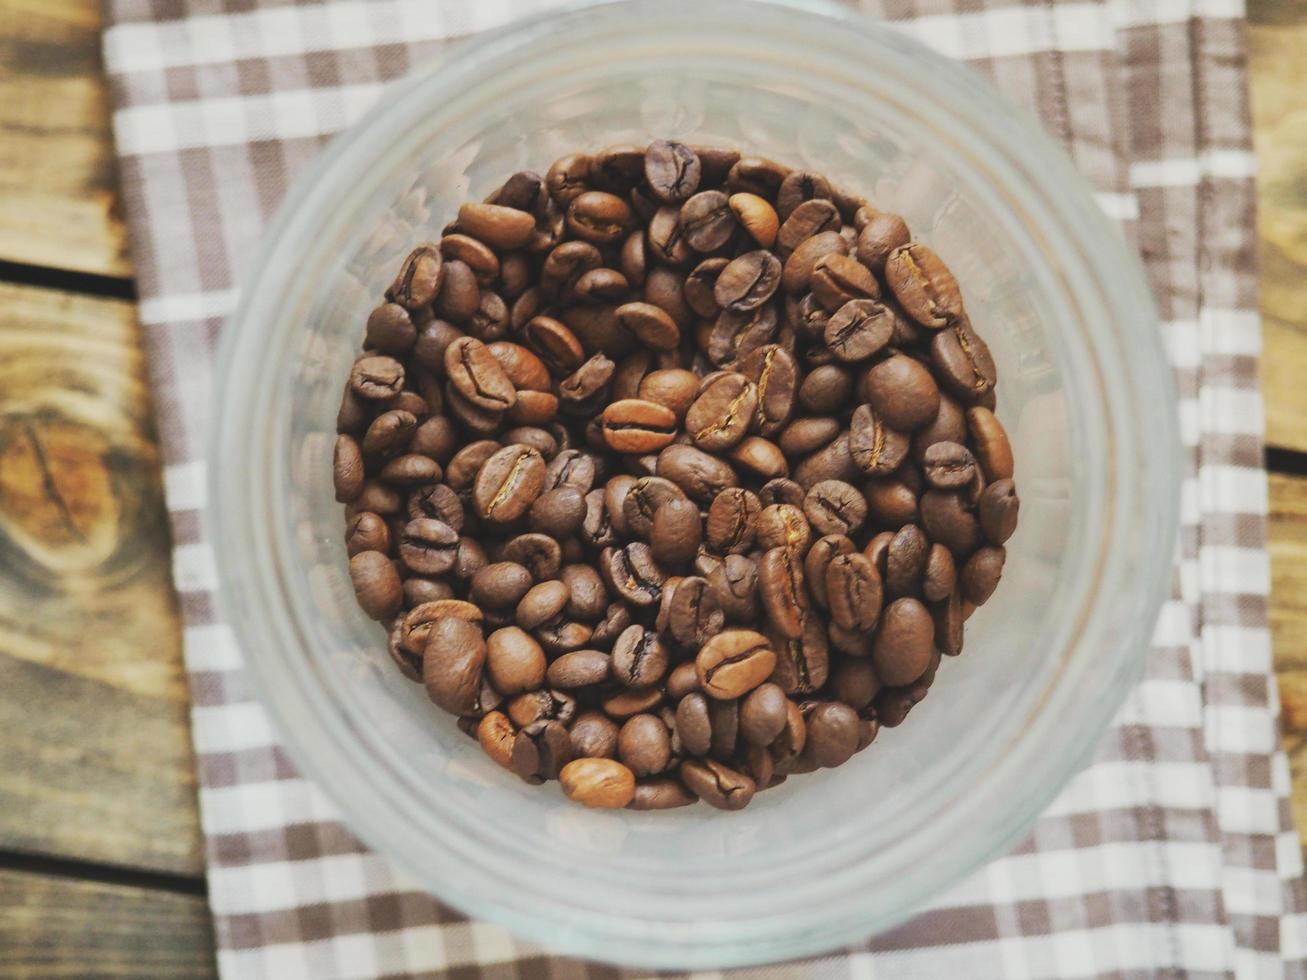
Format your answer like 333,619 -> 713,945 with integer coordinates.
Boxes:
102,0 -> 1306,976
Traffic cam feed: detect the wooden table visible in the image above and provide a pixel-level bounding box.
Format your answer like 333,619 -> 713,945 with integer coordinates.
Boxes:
1,0 -> 1305,972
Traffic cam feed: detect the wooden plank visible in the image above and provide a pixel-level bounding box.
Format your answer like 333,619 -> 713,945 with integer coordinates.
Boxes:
1249,0 -> 1307,455
0,0 -> 130,277
0,280 -> 200,876
0,868 -> 216,978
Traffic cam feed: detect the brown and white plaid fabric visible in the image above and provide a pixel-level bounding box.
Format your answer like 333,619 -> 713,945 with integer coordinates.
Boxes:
101,0 -> 1307,975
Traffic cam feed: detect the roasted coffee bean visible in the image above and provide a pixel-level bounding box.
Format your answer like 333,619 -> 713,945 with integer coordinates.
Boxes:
528,486 -> 586,539
811,253 -> 880,312
803,480 -> 866,537
546,153 -> 592,205
379,454 -> 441,486
798,363 -> 853,414
441,234 -> 501,285
830,659 -> 880,711
735,344 -> 797,435
477,711 -> 516,768
511,719 -> 573,783
707,554 -> 760,623
644,140 -> 701,203
696,630 -> 776,700
506,688 -> 577,729
758,547 -> 807,639
647,205 -> 692,265
756,503 -> 812,555
920,490 -> 983,555
967,407 -> 1015,481
805,702 -> 860,768
486,626 -> 546,695
349,551 -> 402,621
684,258 -> 729,319
561,757 -> 636,808
472,444 -> 546,522
470,562 -> 534,609
618,713 -> 673,776
776,170 -> 832,221
826,552 -> 883,632
793,432 -> 859,488
885,242 -> 963,328
729,436 -> 787,481
598,398 -> 678,454
885,524 -> 929,597
622,476 -> 686,538
932,318 -> 997,400
334,435 -> 365,502
559,353 -> 616,414
569,710 -> 619,759
574,267 -> 629,304
848,404 -> 909,476
629,778 -> 698,810
398,518 -> 459,575
361,409 -> 416,457
350,355 -> 405,400
776,199 -> 840,254
676,693 -> 714,757
500,532 -> 562,580
978,479 -> 1020,544
345,512 -> 391,557
681,758 -> 755,811
827,621 -> 872,657
387,244 -> 444,310
872,598 -> 934,685
567,190 -> 631,244
863,353 -> 940,430
650,498 -> 703,569
728,155 -> 789,196
922,440 -> 978,489
960,546 -> 1005,605
715,250 -> 782,313
516,580 -> 571,631
782,230 -> 847,293
638,369 -> 699,420
451,538 -> 487,582
444,337 -> 516,412
824,299 -> 893,363
615,301 -> 680,352
546,650 -> 611,690
601,543 -> 666,611
366,302 -> 417,354
706,488 -> 760,554
863,477 -> 920,528
408,415 -> 459,463
603,684 -> 664,719
739,682 -> 789,746
422,617 -> 486,715
855,211 -> 910,272
545,448 -> 597,493
729,192 -> 780,249
610,623 -> 669,688
656,444 -> 738,504
707,302 -> 781,366
400,600 -> 482,656
664,576 -> 723,647
922,543 -> 957,602
458,202 -> 536,249
353,480 -> 404,516
680,191 -> 735,252
804,534 -> 855,610
434,260 -> 481,321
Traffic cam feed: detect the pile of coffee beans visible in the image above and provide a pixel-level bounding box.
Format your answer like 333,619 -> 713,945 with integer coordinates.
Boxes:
335,141 -> 1018,811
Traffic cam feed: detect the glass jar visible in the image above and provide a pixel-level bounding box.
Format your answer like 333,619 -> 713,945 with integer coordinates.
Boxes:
210,0 -> 1180,968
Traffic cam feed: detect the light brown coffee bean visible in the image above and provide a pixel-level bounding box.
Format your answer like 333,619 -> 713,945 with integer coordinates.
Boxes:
696,630 -> 777,700
560,758 -> 636,808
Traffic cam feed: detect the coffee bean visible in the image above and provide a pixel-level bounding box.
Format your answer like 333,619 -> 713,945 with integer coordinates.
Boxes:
920,490 -> 983,556
804,534 -> 855,610
728,436 -> 787,481
500,533 -> 562,580
629,778 -> 698,810
345,512 -> 391,557
967,407 -> 1014,481
782,230 -> 847,293
528,486 -> 586,539
885,524 -> 928,597
443,336 -> 516,412
826,552 -> 883,632
656,444 -> 738,504
422,617 -> 487,715
591,602 -> 632,649
558,353 -> 616,414
921,543 -> 957,602
696,630 -> 776,700
546,650 -> 611,690
366,302 -> 417,354
812,254 -> 880,312
706,554 -> 759,624
618,713 -> 672,776
642,140 -> 701,203
469,562 -> 533,610
544,448 -> 596,493
614,301 -> 680,352
776,170 -> 833,220
334,435 -> 365,502
830,659 -> 881,711
715,250 -> 783,313
506,688 -> 576,729
848,404 -> 909,476
400,600 -> 482,657
349,551 -> 402,620
458,202 -> 536,250
706,302 -> 781,366
567,190 -> 632,244
823,299 -> 894,363
582,489 -> 618,548
960,545 -> 1005,605
706,488 -> 760,554
863,477 -> 920,527
638,368 -> 699,420
570,710 -> 619,758
872,598 -> 934,685
665,576 -> 724,647
599,398 -> 678,453
798,363 -> 853,414
516,580 -> 571,630
676,692 -> 714,757
619,476 -> 683,539
681,758 -> 755,810
398,518 -> 459,575
441,234 -> 501,285
855,211 -> 910,272
651,499 -> 703,569
932,318 -> 997,400
863,353 -> 940,430
806,702 -> 859,768
922,440 -> 978,489
803,480 -> 867,536
485,626 -> 546,696
561,757 -> 636,808
511,719 -> 573,783
387,244 -> 444,310
885,243 -> 963,328
739,683 -> 789,746
776,199 -> 840,254
350,355 -> 405,400
978,479 -> 1020,544
472,444 -> 546,522
612,624 -> 670,687
545,153 -> 592,206
680,190 -> 735,252
434,260 -> 481,321
756,503 -> 812,554
793,432 -> 859,488
758,546 -> 807,639
729,193 -> 780,249
477,711 -> 516,768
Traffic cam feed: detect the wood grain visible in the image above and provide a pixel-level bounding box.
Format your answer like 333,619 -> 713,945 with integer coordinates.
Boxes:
0,280 -> 200,875
0,0 -> 129,277
1249,0 -> 1307,455
0,868 -> 216,978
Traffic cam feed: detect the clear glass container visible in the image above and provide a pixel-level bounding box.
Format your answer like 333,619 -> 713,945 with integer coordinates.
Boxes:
210,0 -> 1180,968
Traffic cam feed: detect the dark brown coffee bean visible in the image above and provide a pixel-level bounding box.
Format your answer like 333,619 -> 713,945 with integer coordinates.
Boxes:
728,192 -> 780,249
387,244 -> 444,310
558,353 -> 615,413
350,355 -> 405,400
830,659 -> 881,711
776,199 -> 841,255
756,503 -> 812,555
978,479 -> 1020,544
694,630 -> 775,700
451,538 -> 487,582
400,600 -> 482,657
960,545 -> 1005,605
487,341 -> 551,393
527,486 -> 585,539
612,624 -> 670,687
511,719 -> 573,783
704,553 -> 758,623
515,580 -> 570,631
570,710 -> 619,759
656,444 -> 738,504
663,662 -> 699,702
458,202 -> 536,250
485,626 -> 546,695
366,302 -> 417,354
680,191 -> 734,252
475,711 -> 515,768
545,153 -> 592,206
826,552 -> 883,632
629,778 -> 697,810
706,488 -> 760,554
758,547 -> 807,640
638,369 -> 699,420
379,454 -> 441,486
920,490 -> 983,556
352,480 -> 403,516
333,435 -> 364,502
581,489 -> 618,548
921,440 -> 977,490
360,410 -> 415,457
734,344 -> 797,436
623,476 -> 686,538
803,480 -> 867,536
407,484 -> 462,531
397,518 -> 458,575
506,688 -> 576,729
349,551 -> 401,621
443,336 -> 516,412
804,534 -> 855,610
615,301 -> 681,352
441,234 -> 501,285
799,364 -> 853,414
739,683 -> 788,747
782,230 -> 847,293
776,170 -> 833,220
714,250 -> 783,313
861,353 -> 941,431
546,650 -> 610,690
487,169 -> 546,213
885,524 -> 928,597
599,399 -> 678,454
920,543 -> 956,602
726,437 -> 785,482
434,260 -> 480,321
872,597 -> 934,685
500,532 -> 562,580
651,499 -> 703,569
618,713 -> 672,776
823,299 -> 893,363
847,404 -> 908,477
706,301 -> 781,366
408,415 -> 459,463
601,543 -> 666,608
345,511 -> 390,557
680,758 -> 754,810
472,444 -> 546,523
664,576 -> 722,647
794,432 -> 859,488
885,242 -> 963,328
646,205 -> 692,265
685,372 -> 756,452
855,211 -> 910,272
863,477 -> 920,528
542,449 -> 594,493
967,407 -> 1015,481
422,616 -> 486,715
566,190 -> 631,244
932,318 -> 997,401
811,253 -> 880,312
728,155 -> 789,196
676,692 -> 714,757
573,267 -> 629,304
